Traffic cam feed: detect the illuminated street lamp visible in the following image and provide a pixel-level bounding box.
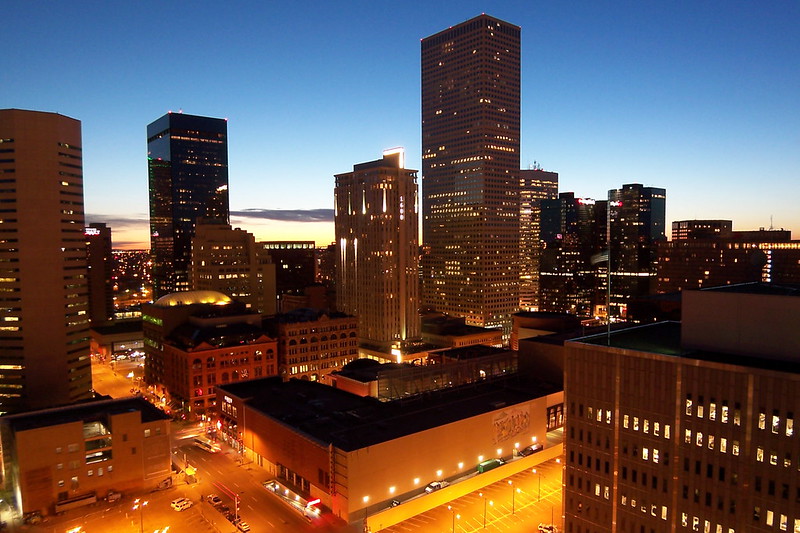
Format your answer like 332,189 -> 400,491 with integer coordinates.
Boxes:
446,505 -> 460,532
479,492 -> 491,528
507,480 -> 520,514
132,498 -> 148,533
533,468 -> 542,501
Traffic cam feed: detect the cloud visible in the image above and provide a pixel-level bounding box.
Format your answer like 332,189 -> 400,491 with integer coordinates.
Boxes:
231,208 -> 334,223
85,214 -> 149,230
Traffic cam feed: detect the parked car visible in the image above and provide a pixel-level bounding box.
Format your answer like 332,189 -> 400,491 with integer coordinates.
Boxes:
234,519 -> 251,532
171,497 -> 193,511
519,443 -> 544,456
106,491 -> 122,502
390,499 -> 401,507
424,480 -> 449,493
206,494 -> 223,506
538,524 -> 559,533
23,511 -> 43,525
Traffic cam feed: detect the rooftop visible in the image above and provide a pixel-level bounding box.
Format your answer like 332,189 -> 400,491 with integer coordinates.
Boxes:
573,321 -> 800,374
219,374 -> 557,451
153,290 -> 232,308
1,397 -> 170,432
696,282 -> 800,297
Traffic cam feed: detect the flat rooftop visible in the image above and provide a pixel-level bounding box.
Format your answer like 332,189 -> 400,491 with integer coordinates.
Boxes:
573,321 -> 800,374
2,397 -> 170,432
220,375 -> 559,452
695,282 -> 800,297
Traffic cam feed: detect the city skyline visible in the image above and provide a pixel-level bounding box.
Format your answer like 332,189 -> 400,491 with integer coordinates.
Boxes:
4,1 -> 798,248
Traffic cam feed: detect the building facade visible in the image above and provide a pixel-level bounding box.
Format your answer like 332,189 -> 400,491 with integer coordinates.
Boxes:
520,168 -> 559,311
85,222 -> 114,326
539,193 -> 607,316
564,284 -> 800,533
256,241 -> 316,310
264,308 -> 359,381
191,219 -> 277,315
142,290 -> 278,417
147,112 -> 229,298
657,222 -> 800,292
607,184 -> 666,317
0,109 -> 93,413
334,149 -> 420,350
0,397 -> 171,516
421,14 -> 521,335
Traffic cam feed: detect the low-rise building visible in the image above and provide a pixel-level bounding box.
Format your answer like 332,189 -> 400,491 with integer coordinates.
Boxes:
0,397 -> 171,517
217,374 -> 563,527
264,308 -> 358,381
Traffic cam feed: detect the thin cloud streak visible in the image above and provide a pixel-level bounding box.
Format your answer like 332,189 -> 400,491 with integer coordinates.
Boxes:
231,208 -> 334,223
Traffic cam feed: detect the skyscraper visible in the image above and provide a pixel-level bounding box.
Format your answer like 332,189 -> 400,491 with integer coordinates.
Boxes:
608,184 -> 666,317
520,168 -> 558,310
147,112 -> 229,298
0,109 -> 93,413
334,149 -> 420,349
85,222 -> 114,326
421,14 -> 521,335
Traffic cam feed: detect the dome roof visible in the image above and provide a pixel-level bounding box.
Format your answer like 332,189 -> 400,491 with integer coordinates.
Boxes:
153,290 -> 232,308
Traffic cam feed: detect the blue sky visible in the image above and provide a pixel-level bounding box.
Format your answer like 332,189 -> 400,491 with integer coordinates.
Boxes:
4,1 -> 798,248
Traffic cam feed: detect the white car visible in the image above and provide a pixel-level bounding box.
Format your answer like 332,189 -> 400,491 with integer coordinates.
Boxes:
424,480 -> 449,493
171,497 -> 193,511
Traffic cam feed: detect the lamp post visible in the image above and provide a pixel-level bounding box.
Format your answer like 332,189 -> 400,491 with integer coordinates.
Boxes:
508,480 -> 516,514
133,498 -> 147,533
479,493 -> 487,528
447,505 -> 459,532
533,468 -> 542,501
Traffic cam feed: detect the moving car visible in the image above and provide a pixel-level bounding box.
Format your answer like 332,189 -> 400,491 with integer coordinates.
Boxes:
206,494 -> 223,506
424,480 -> 449,493
171,497 -> 193,511
234,519 -> 251,532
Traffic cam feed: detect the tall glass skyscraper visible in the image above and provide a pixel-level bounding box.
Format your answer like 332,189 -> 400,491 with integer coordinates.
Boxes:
147,112 -> 229,297
421,14 -> 521,335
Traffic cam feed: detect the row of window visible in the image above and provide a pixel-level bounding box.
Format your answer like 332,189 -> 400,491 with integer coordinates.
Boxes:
684,429 -> 740,455
685,396 -> 741,425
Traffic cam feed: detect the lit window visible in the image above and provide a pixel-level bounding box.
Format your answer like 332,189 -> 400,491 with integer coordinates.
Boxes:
633,417 -> 639,431
734,409 -> 741,426
732,441 -> 740,456
772,415 -> 781,434
685,429 -> 692,444
721,405 -> 729,423
757,447 -> 764,462
665,425 -> 671,440
606,410 -> 611,424
767,510 -> 774,527
685,398 -> 693,416
643,448 -> 649,461
709,403 -> 716,421
720,438 -> 727,453
708,435 -> 715,450
661,506 -> 668,520
595,483 -> 600,496
653,449 -> 660,463
697,405 -> 704,419
696,432 -> 703,447
643,419 -> 649,434
596,409 -> 602,422
654,422 -> 660,436
770,452 -> 778,466
623,414 -> 629,429
786,417 -> 794,437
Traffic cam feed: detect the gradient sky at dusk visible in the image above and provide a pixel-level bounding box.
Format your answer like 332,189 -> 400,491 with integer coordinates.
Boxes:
4,1 -> 798,248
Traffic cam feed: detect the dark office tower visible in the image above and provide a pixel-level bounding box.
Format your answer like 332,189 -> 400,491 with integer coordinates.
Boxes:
0,109 -> 93,413
85,222 -> 114,326
147,112 -> 229,298
421,14 -> 521,336
256,242 -> 316,310
520,168 -> 558,311
608,184 -> 666,317
539,193 -> 607,316
335,149 -> 420,349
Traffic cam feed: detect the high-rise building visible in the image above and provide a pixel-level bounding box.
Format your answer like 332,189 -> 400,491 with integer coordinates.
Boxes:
564,284 -> 800,532
421,14 -> 521,335
538,193 -> 607,316
147,112 -> 229,298
0,109 -> 93,413
520,168 -> 558,310
608,184 -> 666,317
334,149 -> 420,348
85,222 -> 114,326
671,220 -> 733,241
190,218 -> 277,315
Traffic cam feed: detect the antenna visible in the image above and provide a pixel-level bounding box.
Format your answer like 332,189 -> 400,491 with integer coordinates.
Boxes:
769,215 -> 774,231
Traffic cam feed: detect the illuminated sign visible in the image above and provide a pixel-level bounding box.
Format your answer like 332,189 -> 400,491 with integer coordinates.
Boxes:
224,396 -> 233,404
84,227 -> 100,236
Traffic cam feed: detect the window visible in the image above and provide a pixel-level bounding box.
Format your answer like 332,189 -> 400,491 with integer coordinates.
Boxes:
773,413 -> 781,434
787,415 -> 794,437
623,414 -> 629,428
709,402 -> 716,421
757,447 -> 764,462
721,404 -> 729,423
144,429 -> 151,438
720,438 -> 727,453
686,397 -> 693,416
732,441 -> 740,456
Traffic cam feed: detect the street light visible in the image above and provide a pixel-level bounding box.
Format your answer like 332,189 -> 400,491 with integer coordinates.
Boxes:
132,498 -> 147,533
446,505 -> 459,532
508,480 -> 516,514
533,468 -> 542,501
479,492 -> 490,528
